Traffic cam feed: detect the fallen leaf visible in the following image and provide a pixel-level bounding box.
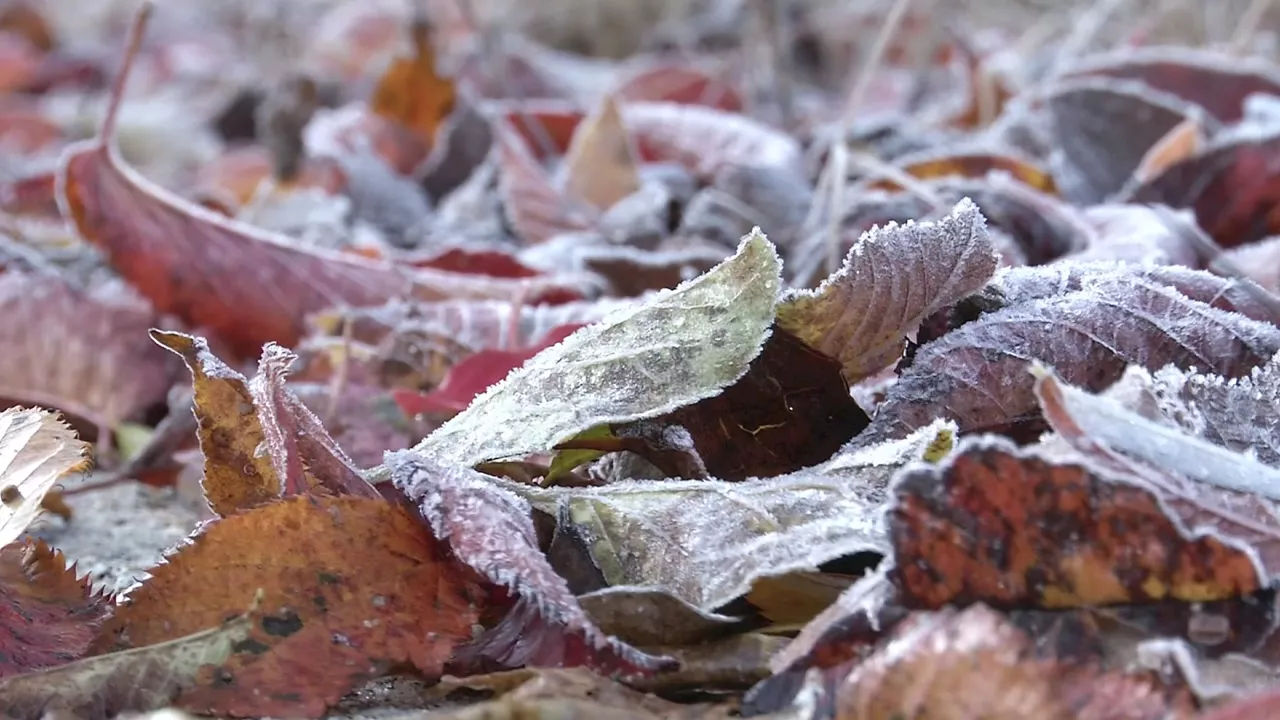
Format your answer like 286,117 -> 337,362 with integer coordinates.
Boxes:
869,152 -> 1056,196
0,606 -> 254,720
386,451 -> 673,676
1132,116 -> 1206,185
504,421 -> 952,611
368,15 -> 457,148
415,229 -> 780,468
1044,77 -> 1204,204
833,604 -> 1196,720
615,63 -> 743,111
92,495 -> 484,718
0,406 -> 89,547
0,272 -> 180,433
562,95 -> 641,211
1066,47 -> 1280,123
859,269 -> 1280,444
663,326 -> 870,480
0,540 -> 110,679
408,246 -> 542,278
1123,127 -> 1280,248
496,123 -> 596,244
888,435 -> 1263,610
777,199 -> 998,385
622,102 -> 803,180
152,331 -> 379,517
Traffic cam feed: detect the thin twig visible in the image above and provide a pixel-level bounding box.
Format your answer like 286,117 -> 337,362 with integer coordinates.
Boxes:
1049,0 -> 1128,76
824,140 -> 848,276
323,313 -> 354,427
843,0 -> 913,120
1229,0 -> 1277,54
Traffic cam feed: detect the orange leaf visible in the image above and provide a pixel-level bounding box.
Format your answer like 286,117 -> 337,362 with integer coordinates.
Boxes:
91,495 -> 485,718
1132,116 -> 1205,185
562,95 -> 640,211
368,16 -> 457,149
869,152 -> 1058,196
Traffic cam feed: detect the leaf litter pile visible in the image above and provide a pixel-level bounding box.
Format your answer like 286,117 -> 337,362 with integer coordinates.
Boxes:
11,0 -> 1280,717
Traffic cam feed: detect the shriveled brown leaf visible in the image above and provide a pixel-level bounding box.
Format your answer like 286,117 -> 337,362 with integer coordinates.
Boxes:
368,16 -> 457,149
91,496 -> 484,718
1132,117 -> 1206,185
562,95 -> 640,211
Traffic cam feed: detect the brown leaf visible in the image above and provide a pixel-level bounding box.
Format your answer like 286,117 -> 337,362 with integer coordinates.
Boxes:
663,326 -> 870,480
870,152 -> 1057,196
832,604 -> 1196,720
368,16 -> 457,149
888,436 -> 1263,610
1044,77 -> 1205,204
778,199 -> 998,385
1132,117 -> 1206,185
0,406 -> 89,547
386,451 -> 673,677
91,495 -> 485,718
1066,47 -> 1280,123
859,270 -> 1280,444
152,331 -> 378,517
0,540 -> 110,679
0,271 -> 180,431
0,607 -> 254,720
562,95 -> 640,211
58,10 -> 576,359
1124,127 -> 1280,248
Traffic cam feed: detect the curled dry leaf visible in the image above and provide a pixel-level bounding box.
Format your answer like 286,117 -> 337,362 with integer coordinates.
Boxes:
888,435 -> 1263,610
0,541 -> 111,679
91,495 -> 484,718
368,16 -> 457,149
152,331 -> 378,518
1132,117 -> 1206,186
387,451 -> 672,676
415,229 -> 780,468
833,604 -> 1196,720
511,421 -> 953,611
562,95 -> 641,211
0,272 -> 180,431
1043,78 -> 1202,204
777,199 -> 998,385
869,152 -> 1057,196
496,123 -> 596,244
0,607 -> 254,720
860,269 -> 1280,444
0,406 -> 89,547
1034,366 -> 1280,579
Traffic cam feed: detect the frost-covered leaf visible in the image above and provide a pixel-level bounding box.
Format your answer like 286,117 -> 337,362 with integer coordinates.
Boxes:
504,421 -> 953,611
415,229 -> 781,467
386,451 -> 673,676
777,199 -> 997,385
0,406 -> 89,547
0,608 -> 254,720
622,102 -> 802,180
860,271 -> 1280,444
0,541 -> 110,679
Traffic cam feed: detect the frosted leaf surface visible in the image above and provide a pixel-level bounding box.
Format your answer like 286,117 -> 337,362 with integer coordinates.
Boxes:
859,272 -> 1280,445
416,229 -> 782,467
777,199 -> 998,385
505,421 -> 955,611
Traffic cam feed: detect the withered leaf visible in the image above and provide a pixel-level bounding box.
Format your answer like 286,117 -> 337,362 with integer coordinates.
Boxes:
0,608 -> 253,720
386,451 -> 672,676
663,327 -> 870,481
152,331 -> 378,517
870,151 -> 1057,196
506,421 -> 953,611
0,541 -> 110,679
0,272 -> 180,431
859,270 -> 1280,444
1044,77 -> 1204,204
833,604 -> 1196,720
415,229 -> 780,468
1132,117 -> 1206,185
622,102 -> 802,180
562,95 -> 641,211
91,495 -> 483,718
778,199 -> 997,385
368,16 -> 457,148
1034,366 -> 1280,579
496,123 -> 596,245
888,435 -> 1263,610
0,406 -> 89,547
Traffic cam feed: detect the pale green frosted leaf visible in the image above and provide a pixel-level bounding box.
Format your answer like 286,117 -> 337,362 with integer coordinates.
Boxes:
511,420 -> 955,610
777,198 -> 998,384
416,229 -> 783,467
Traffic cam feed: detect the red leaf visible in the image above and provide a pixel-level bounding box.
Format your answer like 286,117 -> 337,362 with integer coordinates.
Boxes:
495,123 -> 596,244
387,452 -> 674,677
408,246 -> 542,278
622,102 -> 803,180
394,323 -> 586,416
615,63 -> 743,111
0,540 -> 110,679
490,101 -> 583,159
57,10 -> 581,360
